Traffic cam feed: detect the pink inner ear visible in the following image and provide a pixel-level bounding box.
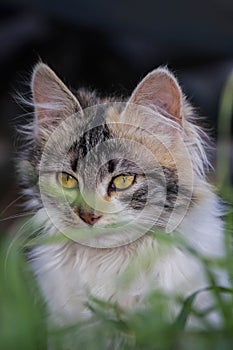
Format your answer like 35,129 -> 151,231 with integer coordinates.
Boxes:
31,63 -> 83,121
129,70 -> 182,125
32,73 -> 64,120
33,83 -> 50,112
155,88 -> 181,122
33,89 -> 61,120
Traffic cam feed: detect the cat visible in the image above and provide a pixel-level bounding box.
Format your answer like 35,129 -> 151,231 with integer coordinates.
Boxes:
19,63 -> 226,325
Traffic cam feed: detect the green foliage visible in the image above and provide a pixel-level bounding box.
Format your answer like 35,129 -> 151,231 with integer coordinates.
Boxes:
0,71 -> 233,349
0,238 -> 47,350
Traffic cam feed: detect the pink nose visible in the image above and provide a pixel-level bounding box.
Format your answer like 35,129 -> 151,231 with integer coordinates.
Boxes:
79,212 -> 102,226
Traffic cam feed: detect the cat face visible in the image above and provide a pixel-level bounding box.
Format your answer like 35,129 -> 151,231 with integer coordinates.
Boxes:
21,64 -> 200,248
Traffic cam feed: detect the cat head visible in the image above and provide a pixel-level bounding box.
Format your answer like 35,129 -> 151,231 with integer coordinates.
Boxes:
20,63 -> 208,248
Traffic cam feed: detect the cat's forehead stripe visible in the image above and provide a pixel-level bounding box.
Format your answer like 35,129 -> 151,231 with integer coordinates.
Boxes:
69,123 -> 111,171
108,159 -> 118,173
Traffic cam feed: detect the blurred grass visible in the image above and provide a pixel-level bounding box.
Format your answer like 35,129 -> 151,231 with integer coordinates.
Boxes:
0,71 -> 233,350
216,69 -> 233,201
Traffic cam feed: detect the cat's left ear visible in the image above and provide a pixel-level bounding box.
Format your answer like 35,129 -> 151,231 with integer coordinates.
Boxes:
126,67 -> 183,125
31,63 -> 83,121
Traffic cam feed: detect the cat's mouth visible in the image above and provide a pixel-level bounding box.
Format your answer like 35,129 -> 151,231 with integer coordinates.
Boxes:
62,216 -> 154,249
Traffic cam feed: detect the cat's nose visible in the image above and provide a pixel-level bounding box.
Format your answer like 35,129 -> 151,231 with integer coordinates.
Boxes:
79,211 -> 102,226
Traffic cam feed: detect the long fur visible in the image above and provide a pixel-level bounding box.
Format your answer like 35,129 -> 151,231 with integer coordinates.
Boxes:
18,64 -> 226,326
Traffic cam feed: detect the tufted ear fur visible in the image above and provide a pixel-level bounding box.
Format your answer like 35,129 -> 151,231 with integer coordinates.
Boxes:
31,63 -> 82,121
127,67 -> 183,125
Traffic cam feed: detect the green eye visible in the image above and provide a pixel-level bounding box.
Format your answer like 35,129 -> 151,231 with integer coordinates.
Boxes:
57,172 -> 78,189
112,175 -> 135,190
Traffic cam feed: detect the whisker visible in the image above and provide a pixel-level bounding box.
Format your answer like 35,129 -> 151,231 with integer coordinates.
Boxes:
0,212 -> 34,222
4,219 -> 45,275
3,218 -> 46,275
0,194 -> 26,216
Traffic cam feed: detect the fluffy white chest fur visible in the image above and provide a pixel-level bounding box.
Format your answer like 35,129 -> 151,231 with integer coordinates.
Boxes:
30,196 -> 224,324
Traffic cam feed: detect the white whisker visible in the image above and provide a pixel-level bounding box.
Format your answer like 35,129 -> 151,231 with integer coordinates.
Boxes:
0,194 -> 26,216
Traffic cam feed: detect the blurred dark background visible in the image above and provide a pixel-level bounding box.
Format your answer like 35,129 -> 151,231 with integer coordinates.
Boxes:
0,0 -> 232,231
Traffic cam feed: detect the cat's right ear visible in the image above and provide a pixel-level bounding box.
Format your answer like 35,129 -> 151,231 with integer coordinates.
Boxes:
31,63 -> 83,122
124,67 -> 183,126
